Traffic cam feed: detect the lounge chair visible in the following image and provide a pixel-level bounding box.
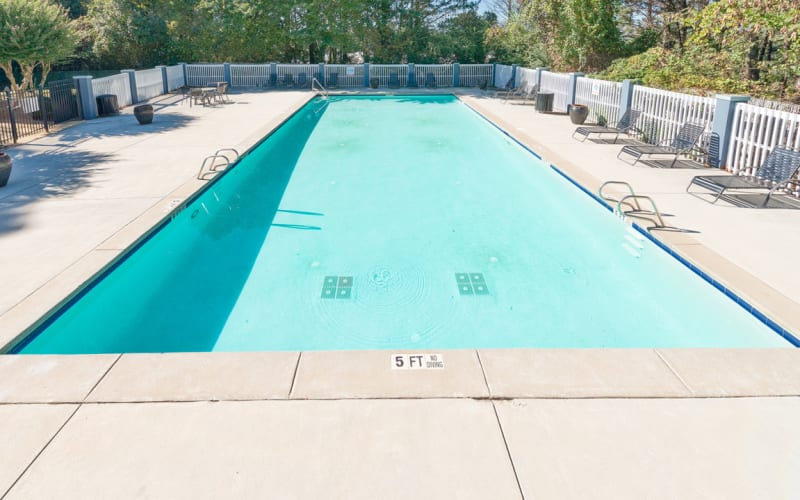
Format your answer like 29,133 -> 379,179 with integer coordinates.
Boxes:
686,147 -> 800,206
424,72 -> 437,89
505,84 -> 538,104
495,78 -> 516,99
617,121 -> 706,167
297,72 -> 309,89
327,72 -> 338,88
572,109 -> 642,143
388,72 -> 401,89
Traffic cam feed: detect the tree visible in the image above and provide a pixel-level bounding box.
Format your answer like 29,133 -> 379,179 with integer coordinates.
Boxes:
0,0 -> 79,90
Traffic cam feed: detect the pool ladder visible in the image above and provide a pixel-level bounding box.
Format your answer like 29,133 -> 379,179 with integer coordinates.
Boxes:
598,181 -> 666,229
311,78 -> 329,98
197,148 -> 240,180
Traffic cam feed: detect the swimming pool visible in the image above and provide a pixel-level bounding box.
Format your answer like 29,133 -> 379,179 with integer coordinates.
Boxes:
13,95 -> 792,353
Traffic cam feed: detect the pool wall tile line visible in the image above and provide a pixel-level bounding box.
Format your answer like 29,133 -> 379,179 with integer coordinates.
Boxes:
549,164 -> 799,347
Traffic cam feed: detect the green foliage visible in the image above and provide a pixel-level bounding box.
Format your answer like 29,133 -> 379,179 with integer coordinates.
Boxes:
0,0 -> 80,90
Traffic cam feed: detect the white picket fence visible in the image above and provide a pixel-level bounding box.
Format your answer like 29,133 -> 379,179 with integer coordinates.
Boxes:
135,68 -> 164,101
539,71 -> 571,112
514,67 -> 537,90
459,64 -> 493,87
324,64 -> 363,88
186,64 -> 225,87
231,64 -> 272,87
575,77 -> 622,125
166,65 -> 185,91
632,86 -> 715,161
416,64 -> 453,88
370,64 -> 408,87
494,65 -> 513,89
728,104 -> 800,194
91,74 -> 132,107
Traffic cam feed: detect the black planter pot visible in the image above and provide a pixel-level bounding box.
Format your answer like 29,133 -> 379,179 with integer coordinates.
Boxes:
0,152 -> 12,187
568,104 -> 589,125
133,104 -> 154,125
369,77 -> 380,89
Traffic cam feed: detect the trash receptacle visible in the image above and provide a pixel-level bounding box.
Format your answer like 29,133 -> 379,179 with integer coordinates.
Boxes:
96,94 -> 119,116
536,92 -> 554,113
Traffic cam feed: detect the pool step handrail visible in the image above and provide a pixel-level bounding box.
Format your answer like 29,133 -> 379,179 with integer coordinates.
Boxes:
616,194 -> 666,229
215,148 -> 240,161
598,181 -> 641,211
311,78 -> 329,98
197,149 -> 240,180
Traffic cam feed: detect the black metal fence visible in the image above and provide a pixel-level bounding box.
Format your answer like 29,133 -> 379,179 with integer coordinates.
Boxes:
0,80 -> 80,145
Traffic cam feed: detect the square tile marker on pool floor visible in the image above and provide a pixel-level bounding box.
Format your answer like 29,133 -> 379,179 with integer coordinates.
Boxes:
456,272 -> 490,296
321,276 -> 353,299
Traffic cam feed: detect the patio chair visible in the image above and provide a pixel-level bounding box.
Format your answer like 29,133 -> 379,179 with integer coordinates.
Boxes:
327,72 -> 338,88
686,147 -> 800,207
495,78 -> 516,99
424,72 -> 437,89
268,73 -> 277,88
505,84 -> 538,104
215,82 -> 230,104
617,121 -> 706,167
388,72 -> 401,89
282,73 -> 294,88
572,109 -> 642,143
297,72 -> 309,89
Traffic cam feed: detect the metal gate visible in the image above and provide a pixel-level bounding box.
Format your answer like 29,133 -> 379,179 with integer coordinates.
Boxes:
0,79 -> 79,145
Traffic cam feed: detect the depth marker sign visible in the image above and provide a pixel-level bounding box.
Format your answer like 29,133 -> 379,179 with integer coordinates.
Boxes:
391,354 -> 445,370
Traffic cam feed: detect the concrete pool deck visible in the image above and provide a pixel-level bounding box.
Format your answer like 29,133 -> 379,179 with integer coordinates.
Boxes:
1,89 -> 799,498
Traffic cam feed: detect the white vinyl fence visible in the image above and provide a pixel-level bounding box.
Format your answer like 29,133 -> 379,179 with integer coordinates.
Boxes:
186,64 -> 225,86
632,86 -> 715,161
325,64 -> 363,88
514,67 -> 537,89
575,77 -> 622,125
135,68 -> 164,101
459,64 -> 493,87
370,64 -> 408,88
166,65 -> 185,91
494,64 -> 513,89
415,64 -> 453,87
230,64 -> 273,87
727,104 -> 800,195
91,74 -> 132,107
539,71 -> 571,112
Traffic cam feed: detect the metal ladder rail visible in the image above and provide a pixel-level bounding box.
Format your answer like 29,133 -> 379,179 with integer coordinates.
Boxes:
616,194 -> 666,228
598,180 -> 642,211
197,154 -> 231,180
215,148 -> 239,161
311,77 -> 329,98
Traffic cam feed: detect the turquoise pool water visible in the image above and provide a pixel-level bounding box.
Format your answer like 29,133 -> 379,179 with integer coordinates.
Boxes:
16,95 -> 790,353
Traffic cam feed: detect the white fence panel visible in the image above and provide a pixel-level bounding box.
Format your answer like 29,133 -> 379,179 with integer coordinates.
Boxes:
514,67 -> 537,89
324,64 -> 363,88
370,65 -> 408,88
727,104 -> 800,195
494,64 -> 513,88
186,64 -> 224,86
275,64 -> 317,88
459,64 -> 493,87
92,74 -> 132,107
231,64 -> 272,87
135,68 -> 164,101
575,77 -> 622,124
539,71 -> 570,112
416,64 -> 453,87
632,86 -> 715,161
166,65 -> 185,91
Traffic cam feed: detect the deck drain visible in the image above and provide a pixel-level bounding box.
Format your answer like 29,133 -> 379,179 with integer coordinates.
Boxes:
321,275 -> 353,299
455,272 -> 489,296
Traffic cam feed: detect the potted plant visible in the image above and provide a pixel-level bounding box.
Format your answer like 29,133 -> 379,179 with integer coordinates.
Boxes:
568,104 -> 589,125
133,104 -> 154,125
0,148 -> 12,187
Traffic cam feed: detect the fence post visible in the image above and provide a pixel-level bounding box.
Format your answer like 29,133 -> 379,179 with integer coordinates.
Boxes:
223,63 -> 232,85
73,76 -> 97,120
4,89 -> 19,142
535,68 -> 548,90
453,63 -> 459,87
180,63 -> 188,87
408,63 -> 416,87
568,72 -> 584,105
270,63 -> 277,87
709,95 -> 750,169
37,87 -> 49,132
157,65 -> 168,94
618,79 -> 635,122
364,63 -> 370,87
510,64 -> 517,87
318,63 -> 325,84
121,70 -> 138,104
